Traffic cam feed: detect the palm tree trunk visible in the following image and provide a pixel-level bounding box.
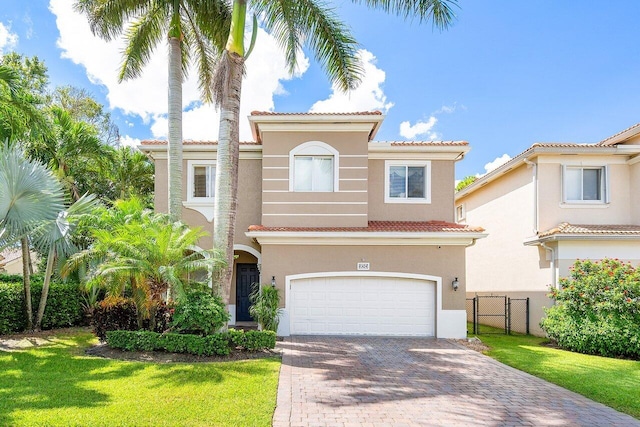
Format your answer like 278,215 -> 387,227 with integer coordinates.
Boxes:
34,245 -> 56,331
21,237 -> 33,330
213,51 -> 244,309
167,36 -> 183,221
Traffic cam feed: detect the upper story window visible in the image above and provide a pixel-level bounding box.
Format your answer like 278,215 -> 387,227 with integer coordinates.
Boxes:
456,204 -> 466,222
289,141 -> 339,192
385,160 -> 431,203
187,160 -> 216,201
562,165 -> 608,203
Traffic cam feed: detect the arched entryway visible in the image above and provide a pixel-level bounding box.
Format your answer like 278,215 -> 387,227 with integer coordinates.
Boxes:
230,245 -> 261,325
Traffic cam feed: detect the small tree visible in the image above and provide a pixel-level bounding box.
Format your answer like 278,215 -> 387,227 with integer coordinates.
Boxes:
455,175 -> 476,192
541,258 -> 640,359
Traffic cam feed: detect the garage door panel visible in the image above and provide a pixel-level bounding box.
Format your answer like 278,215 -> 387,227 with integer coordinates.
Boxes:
290,276 -> 435,336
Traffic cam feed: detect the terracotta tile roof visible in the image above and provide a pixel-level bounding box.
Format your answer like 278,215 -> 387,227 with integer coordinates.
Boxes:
538,222 -> 640,238
248,221 -> 484,233
598,123 -> 640,146
379,141 -> 468,146
140,140 -> 260,145
250,110 -> 383,116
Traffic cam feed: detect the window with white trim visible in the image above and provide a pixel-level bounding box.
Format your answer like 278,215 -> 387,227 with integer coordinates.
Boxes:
187,160 -> 216,201
562,165 -> 608,203
456,204 -> 466,222
289,141 -> 339,192
385,160 -> 431,203
294,156 -> 334,191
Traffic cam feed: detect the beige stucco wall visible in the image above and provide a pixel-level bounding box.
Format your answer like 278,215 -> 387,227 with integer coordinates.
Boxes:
153,156 -> 262,250
537,157 -> 633,231
459,164 -> 551,294
259,244 -> 467,310
260,130 -> 369,227
631,161 -> 640,223
368,160 -> 455,222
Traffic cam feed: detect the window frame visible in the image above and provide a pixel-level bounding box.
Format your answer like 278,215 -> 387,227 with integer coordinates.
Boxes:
456,204 -> 466,222
289,141 -> 339,192
384,160 -> 432,204
562,165 -> 609,204
187,160 -> 216,202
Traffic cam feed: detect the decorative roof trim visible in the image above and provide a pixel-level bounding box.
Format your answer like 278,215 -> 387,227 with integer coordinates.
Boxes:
455,143 -> 633,200
524,222 -> 640,244
598,123 -> 640,146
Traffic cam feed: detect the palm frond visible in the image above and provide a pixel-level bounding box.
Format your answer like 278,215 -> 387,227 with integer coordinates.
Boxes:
352,0 -> 458,28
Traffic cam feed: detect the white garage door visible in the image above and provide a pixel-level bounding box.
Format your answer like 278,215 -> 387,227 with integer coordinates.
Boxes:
289,276 -> 435,336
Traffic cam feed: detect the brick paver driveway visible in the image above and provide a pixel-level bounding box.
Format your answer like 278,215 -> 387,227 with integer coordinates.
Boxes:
273,336 -> 639,427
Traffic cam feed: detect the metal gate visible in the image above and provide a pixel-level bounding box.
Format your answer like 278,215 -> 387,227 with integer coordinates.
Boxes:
466,295 -> 529,335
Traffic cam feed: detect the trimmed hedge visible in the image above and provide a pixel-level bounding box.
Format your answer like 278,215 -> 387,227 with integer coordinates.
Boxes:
0,277 -> 84,335
106,329 -> 277,356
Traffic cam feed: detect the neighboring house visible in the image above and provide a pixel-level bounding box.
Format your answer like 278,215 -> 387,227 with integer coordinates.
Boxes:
0,248 -> 37,275
140,111 -> 486,338
455,123 -> 640,335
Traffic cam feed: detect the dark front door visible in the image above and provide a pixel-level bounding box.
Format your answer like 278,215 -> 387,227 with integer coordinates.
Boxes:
236,263 -> 259,321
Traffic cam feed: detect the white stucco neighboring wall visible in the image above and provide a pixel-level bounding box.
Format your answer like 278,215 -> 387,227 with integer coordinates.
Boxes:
556,240 -> 640,278
460,164 -> 550,294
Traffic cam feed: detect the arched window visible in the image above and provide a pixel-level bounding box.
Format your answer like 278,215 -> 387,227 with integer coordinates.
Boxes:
289,141 -> 339,192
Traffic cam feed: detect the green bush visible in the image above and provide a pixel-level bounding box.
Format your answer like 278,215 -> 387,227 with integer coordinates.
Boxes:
91,297 -> 172,341
106,329 -> 276,356
249,284 -> 283,333
541,258 -> 640,359
0,278 -> 83,335
169,289 -> 229,336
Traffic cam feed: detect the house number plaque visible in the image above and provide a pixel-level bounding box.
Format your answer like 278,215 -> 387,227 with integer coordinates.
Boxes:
357,262 -> 370,271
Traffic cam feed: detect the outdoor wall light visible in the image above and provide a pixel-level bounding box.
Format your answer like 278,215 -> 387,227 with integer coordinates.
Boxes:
452,277 -> 459,291
271,276 -> 276,287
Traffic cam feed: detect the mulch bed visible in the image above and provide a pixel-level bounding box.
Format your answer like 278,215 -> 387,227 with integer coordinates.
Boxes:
86,343 -> 282,363
0,327 -> 281,363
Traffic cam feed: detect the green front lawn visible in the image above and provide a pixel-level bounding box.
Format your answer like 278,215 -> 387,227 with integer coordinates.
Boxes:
0,330 -> 280,427
475,332 -> 640,419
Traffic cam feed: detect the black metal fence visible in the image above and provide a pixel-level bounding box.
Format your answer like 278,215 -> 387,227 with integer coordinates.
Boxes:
466,295 -> 529,335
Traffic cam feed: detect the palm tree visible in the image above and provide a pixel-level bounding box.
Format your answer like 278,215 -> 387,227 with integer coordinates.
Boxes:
32,193 -> 99,330
64,201 -> 225,329
0,142 -> 66,330
111,146 -> 154,200
26,106 -> 114,201
75,0 -> 231,220
210,0 -> 458,307
0,65 -> 46,143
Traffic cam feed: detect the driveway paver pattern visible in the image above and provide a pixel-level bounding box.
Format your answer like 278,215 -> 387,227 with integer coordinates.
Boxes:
273,336 -> 639,427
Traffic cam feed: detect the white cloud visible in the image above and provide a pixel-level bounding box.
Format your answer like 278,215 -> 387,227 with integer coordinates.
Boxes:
50,0 -> 309,141
119,135 -> 140,148
484,154 -> 511,173
399,116 -> 438,139
310,49 -> 393,113
0,22 -> 18,53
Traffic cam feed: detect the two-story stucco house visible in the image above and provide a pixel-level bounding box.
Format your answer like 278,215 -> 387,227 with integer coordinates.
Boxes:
455,123 -> 640,335
141,111 -> 486,339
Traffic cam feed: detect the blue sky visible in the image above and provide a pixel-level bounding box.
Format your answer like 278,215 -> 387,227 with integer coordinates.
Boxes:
1,0 -> 639,179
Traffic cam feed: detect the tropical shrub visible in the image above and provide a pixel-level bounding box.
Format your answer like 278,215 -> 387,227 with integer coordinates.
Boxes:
0,277 -> 83,334
228,329 -> 277,351
169,288 -> 229,336
541,259 -> 640,358
106,329 -> 276,356
64,198 -> 226,330
249,284 -> 283,333
91,297 -> 172,341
